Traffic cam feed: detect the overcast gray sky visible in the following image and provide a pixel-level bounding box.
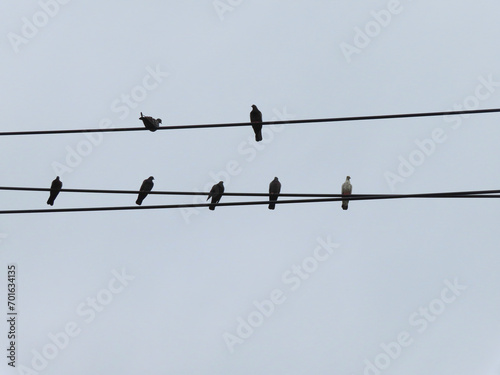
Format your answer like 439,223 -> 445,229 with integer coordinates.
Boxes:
2,1 -> 500,374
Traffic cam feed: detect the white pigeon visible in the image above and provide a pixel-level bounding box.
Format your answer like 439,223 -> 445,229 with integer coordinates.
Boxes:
341,176 -> 352,210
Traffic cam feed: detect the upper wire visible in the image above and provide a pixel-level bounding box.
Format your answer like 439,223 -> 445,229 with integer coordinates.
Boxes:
1,107 -> 500,136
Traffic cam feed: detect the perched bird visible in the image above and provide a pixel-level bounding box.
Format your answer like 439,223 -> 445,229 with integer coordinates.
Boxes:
139,112 -> 162,132
47,176 -> 62,206
136,176 -> 154,205
341,176 -> 352,210
207,181 -> 224,210
268,177 -> 281,210
250,105 -> 263,142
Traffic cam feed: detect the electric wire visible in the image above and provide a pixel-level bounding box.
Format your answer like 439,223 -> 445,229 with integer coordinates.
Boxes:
2,107 -> 500,137
1,186 -> 500,198
0,191 -> 499,214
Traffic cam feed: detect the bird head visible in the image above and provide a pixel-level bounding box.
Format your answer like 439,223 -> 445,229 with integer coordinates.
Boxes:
251,105 -> 257,109
219,181 -> 224,185
157,119 -> 162,124
346,176 -> 351,180
149,176 -> 155,180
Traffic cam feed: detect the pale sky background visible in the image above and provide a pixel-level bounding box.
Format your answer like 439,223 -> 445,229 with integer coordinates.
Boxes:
2,1 -> 500,374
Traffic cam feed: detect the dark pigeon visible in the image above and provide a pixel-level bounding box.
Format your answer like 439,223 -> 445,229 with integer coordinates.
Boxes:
250,105 -> 263,142
47,176 -> 62,206
139,112 -> 162,132
268,177 -> 281,210
207,181 -> 224,210
136,176 -> 154,205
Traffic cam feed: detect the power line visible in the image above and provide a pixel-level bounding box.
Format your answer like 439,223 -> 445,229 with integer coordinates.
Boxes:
1,186 -> 500,198
0,185 -> 340,197
0,192 -> 499,214
2,107 -> 500,137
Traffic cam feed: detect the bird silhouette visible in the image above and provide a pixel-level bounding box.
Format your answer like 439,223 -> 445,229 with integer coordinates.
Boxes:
139,112 -> 162,132
250,105 -> 263,142
136,176 -> 154,205
47,176 -> 62,206
268,177 -> 281,210
207,181 -> 224,210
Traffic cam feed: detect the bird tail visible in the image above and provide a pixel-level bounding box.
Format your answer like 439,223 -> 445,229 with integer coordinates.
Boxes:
255,131 -> 263,142
136,198 -> 143,205
209,204 -> 215,210
47,198 -> 54,206
268,203 -> 275,210
342,200 -> 349,210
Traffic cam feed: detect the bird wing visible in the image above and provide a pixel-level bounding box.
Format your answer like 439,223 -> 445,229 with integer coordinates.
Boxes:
140,179 -> 153,192
250,109 -> 262,123
269,180 -> 281,194
207,185 -> 217,200
342,182 -> 352,195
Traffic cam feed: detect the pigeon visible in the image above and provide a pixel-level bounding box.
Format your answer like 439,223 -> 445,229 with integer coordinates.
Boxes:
207,181 -> 224,210
139,112 -> 162,132
136,176 -> 154,205
341,176 -> 352,210
47,176 -> 62,206
268,177 -> 281,210
250,105 -> 263,142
